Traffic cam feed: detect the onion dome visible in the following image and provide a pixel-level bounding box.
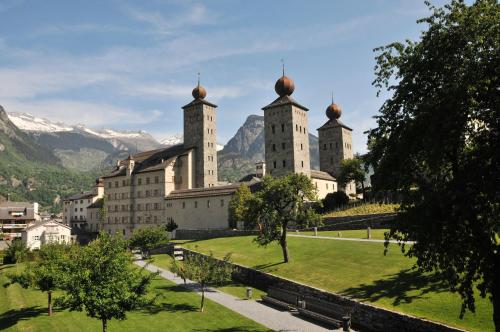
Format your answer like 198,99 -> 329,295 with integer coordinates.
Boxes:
192,83 -> 206,99
275,75 -> 295,97
326,102 -> 342,119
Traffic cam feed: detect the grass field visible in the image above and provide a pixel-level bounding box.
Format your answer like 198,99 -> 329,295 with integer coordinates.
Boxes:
180,236 -> 493,331
0,263 -> 270,332
152,254 -> 266,300
323,203 -> 399,218
298,229 -> 388,240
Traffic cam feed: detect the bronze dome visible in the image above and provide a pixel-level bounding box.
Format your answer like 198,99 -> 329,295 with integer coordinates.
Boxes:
275,75 -> 295,97
192,84 -> 207,99
326,103 -> 342,119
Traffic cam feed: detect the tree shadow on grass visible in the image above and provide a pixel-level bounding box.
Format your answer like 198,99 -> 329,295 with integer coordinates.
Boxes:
141,302 -> 198,314
0,265 -> 13,272
252,261 -> 284,271
192,327 -> 267,332
0,306 -> 47,330
154,284 -> 192,293
342,269 -> 449,306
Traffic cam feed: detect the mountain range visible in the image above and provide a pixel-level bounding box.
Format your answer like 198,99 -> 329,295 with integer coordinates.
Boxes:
1,107 -> 321,210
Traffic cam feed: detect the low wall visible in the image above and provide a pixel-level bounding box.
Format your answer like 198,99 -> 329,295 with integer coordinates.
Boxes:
181,248 -> 463,332
174,229 -> 258,240
310,213 -> 396,231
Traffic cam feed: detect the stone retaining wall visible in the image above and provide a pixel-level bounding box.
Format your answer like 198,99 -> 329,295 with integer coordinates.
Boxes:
174,229 -> 259,240
312,213 -> 396,231
181,248 -> 463,332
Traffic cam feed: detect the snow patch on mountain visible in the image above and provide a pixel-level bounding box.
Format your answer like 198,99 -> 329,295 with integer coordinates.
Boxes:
8,112 -> 73,132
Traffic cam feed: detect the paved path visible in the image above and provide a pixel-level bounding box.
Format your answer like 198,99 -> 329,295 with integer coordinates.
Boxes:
135,259 -> 345,332
289,234 -> 415,244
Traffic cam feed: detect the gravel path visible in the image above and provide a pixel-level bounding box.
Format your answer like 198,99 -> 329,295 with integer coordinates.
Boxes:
289,234 -> 415,244
135,259 -> 345,332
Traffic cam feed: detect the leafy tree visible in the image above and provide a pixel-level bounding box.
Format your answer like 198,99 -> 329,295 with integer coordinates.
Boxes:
366,0 -> 500,328
7,243 -> 70,316
251,173 -> 320,263
322,191 -> 350,211
57,233 -> 156,332
338,156 -> 367,199
3,239 -> 29,264
165,219 -> 178,233
228,184 -> 253,228
129,226 -> 169,259
171,251 -> 232,312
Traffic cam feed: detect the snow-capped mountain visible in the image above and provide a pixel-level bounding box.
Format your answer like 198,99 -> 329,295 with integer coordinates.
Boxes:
8,112 -> 73,132
160,133 -> 183,146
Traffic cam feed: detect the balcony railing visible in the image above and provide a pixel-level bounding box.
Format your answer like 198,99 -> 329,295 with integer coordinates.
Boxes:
1,224 -> 27,229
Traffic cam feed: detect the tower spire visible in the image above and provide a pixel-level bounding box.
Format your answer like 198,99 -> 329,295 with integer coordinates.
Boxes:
281,58 -> 285,77
331,91 -> 334,104
197,72 -> 200,87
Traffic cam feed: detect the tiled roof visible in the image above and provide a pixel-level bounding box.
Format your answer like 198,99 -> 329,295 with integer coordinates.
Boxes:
87,198 -> 104,209
317,118 -> 352,131
63,191 -> 95,201
310,170 -> 336,181
182,98 -> 217,109
262,95 -> 309,111
166,179 -> 261,200
0,201 -> 34,209
102,144 -> 192,179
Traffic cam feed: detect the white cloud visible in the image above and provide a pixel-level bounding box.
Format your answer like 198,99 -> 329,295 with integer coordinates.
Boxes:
2,99 -> 162,128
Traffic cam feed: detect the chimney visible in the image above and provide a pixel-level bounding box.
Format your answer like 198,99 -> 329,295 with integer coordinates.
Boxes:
126,155 -> 135,176
255,161 -> 266,178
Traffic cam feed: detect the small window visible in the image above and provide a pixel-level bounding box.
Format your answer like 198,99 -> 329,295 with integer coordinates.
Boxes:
115,181 -> 118,187
146,177 -> 150,184
182,202 -> 186,209
221,199 -> 224,207
273,161 -> 277,169
282,160 -> 286,167
271,125 -> 275,134
323,144 -> 327,150
282,143 -> 285,150
138,178 -> 142,185
155,176 -> 159,184
296,124 -> 298,131
272,144 -> 276,151
194,201 -> 198,208
207,200 -> 211,208
301,143 -> 303,150
281,124 -> 285,132
301,161 -> 304,167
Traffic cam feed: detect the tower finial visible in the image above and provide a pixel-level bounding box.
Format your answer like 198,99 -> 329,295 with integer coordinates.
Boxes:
331,91 -> 334,104
197,72 -> 200,87
281,59 -> 285,77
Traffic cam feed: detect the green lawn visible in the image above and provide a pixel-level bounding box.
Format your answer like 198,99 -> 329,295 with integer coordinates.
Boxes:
323,203 -> 399,218
298,229 -> 388,240
152,254 -> 266,300
0,263 -> 270,332
180,236 -> 493,332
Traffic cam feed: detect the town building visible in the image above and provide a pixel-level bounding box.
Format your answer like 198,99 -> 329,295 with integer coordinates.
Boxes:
62,178 -> 104,228
22,220 -> 71,250
0,201 -> 39,239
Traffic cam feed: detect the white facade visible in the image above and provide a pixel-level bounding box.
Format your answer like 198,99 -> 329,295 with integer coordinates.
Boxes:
22,220 -> 71,250
62,179 -> 104,228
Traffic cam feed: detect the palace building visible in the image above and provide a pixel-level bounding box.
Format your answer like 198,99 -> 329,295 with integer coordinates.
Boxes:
88,69 -> 356,236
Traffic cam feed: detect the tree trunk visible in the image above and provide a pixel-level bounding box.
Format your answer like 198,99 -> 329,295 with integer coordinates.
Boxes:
102,319 -> 107,332
200,284 -> 205,312
361,181 -> 366,201
493,254 -> 500,331
280,227 -> 289,263
48,291 -> 52,316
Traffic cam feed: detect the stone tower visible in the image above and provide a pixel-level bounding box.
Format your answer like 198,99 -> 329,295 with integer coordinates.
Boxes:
182,79 -> 218,188
262,70 -> 310,178
317,99 -> 355,192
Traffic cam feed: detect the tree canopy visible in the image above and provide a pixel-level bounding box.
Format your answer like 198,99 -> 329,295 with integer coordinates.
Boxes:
129,226 -> 169,259
366,0 -> 499,328
172,251 -> 232,312
245,173 -> 321,263
338,156 -> 366,199
57,233 -> 156,332
228,184 -> 253,229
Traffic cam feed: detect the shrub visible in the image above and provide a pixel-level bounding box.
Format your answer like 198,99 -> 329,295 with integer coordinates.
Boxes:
3,239 -> 29,264
165,219 -> 178,232
322,191 -> 350,212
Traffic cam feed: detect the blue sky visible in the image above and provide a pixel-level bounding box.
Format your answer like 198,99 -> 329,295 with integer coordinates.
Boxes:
0,0 -> 449,153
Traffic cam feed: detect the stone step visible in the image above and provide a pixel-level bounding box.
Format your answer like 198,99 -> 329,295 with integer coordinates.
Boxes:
174,250 -> 183,255
174,256 -> 184,261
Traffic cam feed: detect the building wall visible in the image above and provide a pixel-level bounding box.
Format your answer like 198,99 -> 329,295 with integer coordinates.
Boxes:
183,103 -> 218,188
165,194 -> 232,229
264,104 -> 310,178
22,222 -> 71,250
312,178 -> 337,200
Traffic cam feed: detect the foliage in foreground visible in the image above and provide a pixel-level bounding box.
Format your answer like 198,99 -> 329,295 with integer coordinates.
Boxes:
3,239 -> 29,264
129,226 -> 169,259
171,251 -> 233,312
366,0 -> 499,328
338,155 -> 367,198
236,173 -> 321,263
57,233 -> 157,332
7,243 -> 70,316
